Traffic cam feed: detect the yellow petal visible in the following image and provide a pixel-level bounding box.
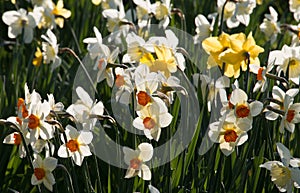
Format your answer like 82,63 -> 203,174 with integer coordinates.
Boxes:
220,49 -> 243,66
55,18 -> 64,28
229,33 -> 245,52
202,37 -> 223,53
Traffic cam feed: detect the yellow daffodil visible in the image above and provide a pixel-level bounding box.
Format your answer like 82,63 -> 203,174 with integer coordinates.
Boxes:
219,32 -> 264,78
32,47 -> 43,66
52,0 -> 71,28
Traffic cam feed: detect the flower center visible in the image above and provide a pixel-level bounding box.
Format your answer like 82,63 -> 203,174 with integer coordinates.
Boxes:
28,114 -> 40,129
16,117 -> 22,126
286,109 -> 295,123
66,139 -> 80,152
130,158 -> 141,170
224,129 -> 238,142
137,91 -> 151,106
257,67 -> 264,81
270,164 -> 291,188
143,117 -> 156,130
289,59 -> 296,66
235,104 -> 250,118
34,168 -> 46,180
13,133 -> 22,145
227,94 -> 234,109
115,75 -> 125,88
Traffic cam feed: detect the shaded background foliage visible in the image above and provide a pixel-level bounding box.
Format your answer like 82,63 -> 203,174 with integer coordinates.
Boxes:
0,0 -> 300,192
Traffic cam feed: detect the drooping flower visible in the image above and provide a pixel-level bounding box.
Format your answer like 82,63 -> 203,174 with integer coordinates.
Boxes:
133,97 -> 172,141
123,143 -> 153,180
2,8 -> 36,43
41,29 -> 61,70
57,125 -> 93,166
259,6 -> 281,43
31,155 -> 57,192
219,32 -> 264,78
208,116 -> 251,156
260,143 -> 300,193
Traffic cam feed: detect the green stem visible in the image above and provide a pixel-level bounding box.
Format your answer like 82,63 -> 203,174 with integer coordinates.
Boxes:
219,0 -> 229,36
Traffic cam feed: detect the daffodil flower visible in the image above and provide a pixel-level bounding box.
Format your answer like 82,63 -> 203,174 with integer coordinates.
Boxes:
226,88 -> 263,125
265,86 -> 299,121
208,116 -> 251,156
219,32 -> 264,78
260,143 -> 300,193
289,0 -> 300,21
47,93 -> 64,112
249,62 -> 274,92
2,8 -> 36,43
217,0 -> 239,28
66,86 -> 104,130
31,155 -> 57,192
194,14 -> 213,44
259,6 -> 281,43
52,0 -> 72,28
114,67 -> 133,104
154,0 -> 171,28
133,97 -> 172,141
133,0 -> 155,28
41,29 -> 61,70
268,44 -> 300,85
279,95 -> 300,133
123,143 -> 153,180
58,125 -> 93,166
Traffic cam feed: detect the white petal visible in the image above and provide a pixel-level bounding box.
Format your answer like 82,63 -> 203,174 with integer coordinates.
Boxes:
72,151 -> 84,166
139,164 -> 151,180
57,144 -> 69,158
78,131 -> 93,144
230,88 -> 248,105
133,117 -> 145,130
76,87 -> 93,107
259,161 -> 282,170
43,172 -> 55,191
79,144 -> 92,156
43,157 -> 57,171
138,143 -> 153,162
237,132 -> 248,146
159,112 -> 172,128
249,101 -> 263,117
149,185 -> 160,193
220,142 -> 234,156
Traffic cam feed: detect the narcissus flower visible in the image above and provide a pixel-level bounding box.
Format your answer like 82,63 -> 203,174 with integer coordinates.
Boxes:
114,67 -> 133,104
154,0 -> 171,28
52,0 -> 71,28
279,95 -> 300,133
268,45 -> 300,85
226,88 -> 263,124
123,143 -> 153,180
208,117 -> 251,156
219,32 -> 264,78
194,14 -> 213,43
289,0 -> 300,21
260,143 -> 300,193
31,155 -> 57,192
2,8 -> 36,43
259,6 -> 281,43
249,62 -> 274,92
58,125 -> 93,166
133,97 -> 172,141
41,29 -> 61,70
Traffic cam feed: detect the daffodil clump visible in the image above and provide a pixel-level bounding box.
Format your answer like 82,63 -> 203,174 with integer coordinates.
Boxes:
2,0 -> 300,192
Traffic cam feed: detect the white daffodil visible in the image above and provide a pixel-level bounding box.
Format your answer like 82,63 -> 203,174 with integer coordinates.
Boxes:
265,86 -> 299,121
249,62 -> 274,92
31,155 -> 57,192
133,0 -> 155,28
134,65 -> 159,107
149,185 -> 160,193
33,6 -> 56,29
83,26 -> 105,59
260,143 -> 300,193
279,95 -> 300,133
217,0 -> 238,28
133,97 -> 172,141
193,74 -> 229,112
154,0 -> 171,28
259,6 -> 281,43
2,8 -> 36,43
194,14 -> 214,44
3,129 -> 27,158
58,125 -> 93,166
226,88 -> 263,125
114,67 -> 134,104
208,116 -> 251,156
123,143 -> 153,180
289,0 -> 300,21
268,45 -> 300,85
66,87 -> 104,130
25,100 -> 54,142
41,29 -> 61,70
47,93 -> 64,112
